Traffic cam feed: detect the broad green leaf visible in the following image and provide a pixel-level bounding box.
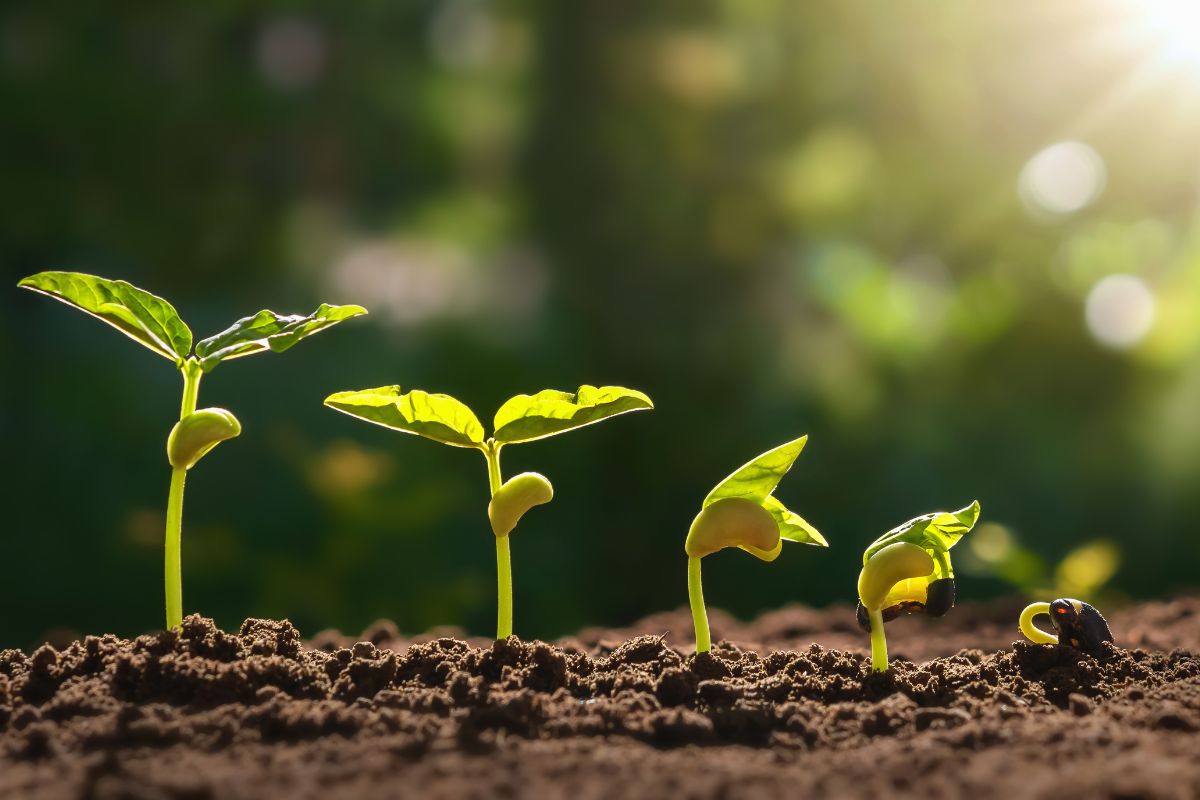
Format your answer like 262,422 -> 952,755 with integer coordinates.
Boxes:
702,436 -> 808,508
492,385 -> 653,444
196,303 -> 367,371
864,500 -> 981,567
18,271 -> 192,362
763,495 -> 827,547
325,386 -> 484,448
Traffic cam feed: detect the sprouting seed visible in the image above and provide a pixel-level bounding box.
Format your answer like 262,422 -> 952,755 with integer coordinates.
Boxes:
1019,598 -> 1113,657
856,501 -> 980,672
684,437 -> 827,654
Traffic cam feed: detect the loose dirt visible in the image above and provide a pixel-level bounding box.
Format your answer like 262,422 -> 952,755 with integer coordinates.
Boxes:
3,598 -> 1198,799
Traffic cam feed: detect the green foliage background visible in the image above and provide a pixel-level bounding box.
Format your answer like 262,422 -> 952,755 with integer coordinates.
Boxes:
3,1 -> 1200,646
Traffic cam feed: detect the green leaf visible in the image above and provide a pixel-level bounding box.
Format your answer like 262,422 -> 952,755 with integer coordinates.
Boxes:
18,271 -> 192,362
196,303 -> 367,371
864,500 -> 981,567
763,495 -> 828,547
702,436 -> 808,507
492,385 -> 653,445
324,386 -> 485,448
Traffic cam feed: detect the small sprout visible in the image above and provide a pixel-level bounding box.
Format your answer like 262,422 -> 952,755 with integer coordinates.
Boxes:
856,501 -> 980,672
167,409 -> 242,470
19,271 -> 366,629
325,384 -> 652,639
684,437 -> 827,653
1019,598 -> 1114,657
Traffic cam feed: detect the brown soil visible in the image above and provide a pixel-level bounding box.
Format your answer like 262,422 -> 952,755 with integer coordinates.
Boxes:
3,598 -> 1199,800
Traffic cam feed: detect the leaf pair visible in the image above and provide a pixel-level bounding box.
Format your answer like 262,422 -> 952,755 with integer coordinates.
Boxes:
685,436 -> 826,561
18,271 -> 367,371
323,385 -> 655,448
862,500 -> 980,578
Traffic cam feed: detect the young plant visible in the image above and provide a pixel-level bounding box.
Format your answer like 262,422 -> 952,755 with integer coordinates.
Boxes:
856,500 -> 980,672
323,384 -> 653,639
18,271 -> 366,630
1019,598 -> 1113,657
684,437 -> 827,654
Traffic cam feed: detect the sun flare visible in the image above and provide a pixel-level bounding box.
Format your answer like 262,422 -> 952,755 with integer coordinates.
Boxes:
1136,0 -> 1200,71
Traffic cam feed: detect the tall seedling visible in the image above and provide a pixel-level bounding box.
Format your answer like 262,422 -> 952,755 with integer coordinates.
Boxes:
325,385 -> 653,639
19,271 -> 367,629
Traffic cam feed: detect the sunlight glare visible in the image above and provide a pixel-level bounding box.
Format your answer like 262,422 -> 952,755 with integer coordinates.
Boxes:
1138,0 -> 1200,70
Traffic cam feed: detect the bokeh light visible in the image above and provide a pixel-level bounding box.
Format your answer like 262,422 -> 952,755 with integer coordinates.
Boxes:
429,0 -> 496,70
1019,142 -> 1107,218
256,17 -> 326,91
1084,274 -> 1157,349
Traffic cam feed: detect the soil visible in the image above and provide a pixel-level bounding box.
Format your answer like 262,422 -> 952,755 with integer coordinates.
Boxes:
2,597 -> 1199,800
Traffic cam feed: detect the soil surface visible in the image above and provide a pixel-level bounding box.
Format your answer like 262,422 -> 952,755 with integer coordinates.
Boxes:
3,598 -> 1199,799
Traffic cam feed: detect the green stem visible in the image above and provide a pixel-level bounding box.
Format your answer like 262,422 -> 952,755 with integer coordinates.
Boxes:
164,466 -> 187,630
165,359 -> 203,630
932,546 -> 952,579
495,536 -> 512,639
485,440 -> 502,496
180,358 -> 202,417
688,556 -> 711,653
869,608 -> 888,672
484,440 -> 511,639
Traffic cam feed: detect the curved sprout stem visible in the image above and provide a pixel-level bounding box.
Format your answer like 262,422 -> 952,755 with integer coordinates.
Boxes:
688,556 -> 711,653
484,440 -> 512,640
1019,601 -> 1058,645
869,608 -> 888,672
164,359 -> 203,630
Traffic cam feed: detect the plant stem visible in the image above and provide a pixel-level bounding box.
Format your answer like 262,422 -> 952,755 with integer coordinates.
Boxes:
485,440 -> 502,496
179,358 -> 202,418
484,440 -> 511,639
688,556 -> 711,653
869,608 -> 888,672
495,536 -> 512,639
165,359 -> 203,630
164,466 -> 187,630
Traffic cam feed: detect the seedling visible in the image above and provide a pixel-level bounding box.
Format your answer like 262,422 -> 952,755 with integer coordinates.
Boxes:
684,437 -> 827,653
1019,598 -> 1113,657
856,501 -> 980,672
18,271 -> 366,629
323,384 -> 652,639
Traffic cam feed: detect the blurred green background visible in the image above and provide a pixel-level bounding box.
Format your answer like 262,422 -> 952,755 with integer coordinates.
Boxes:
3,0 -> 1200,648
